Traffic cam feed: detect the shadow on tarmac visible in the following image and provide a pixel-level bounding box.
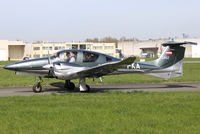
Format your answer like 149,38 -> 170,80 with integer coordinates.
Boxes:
15,82 -> 197,94
38,82 -> 197,93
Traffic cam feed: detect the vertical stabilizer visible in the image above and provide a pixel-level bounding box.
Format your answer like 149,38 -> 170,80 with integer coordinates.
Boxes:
137,41 -> 197,79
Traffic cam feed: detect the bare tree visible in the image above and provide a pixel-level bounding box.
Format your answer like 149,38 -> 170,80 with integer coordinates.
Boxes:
101,37 -> 118,44
119,36 -> 136,42
85,38 -> 99,43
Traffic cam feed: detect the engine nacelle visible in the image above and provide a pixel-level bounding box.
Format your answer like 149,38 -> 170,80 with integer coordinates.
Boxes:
53,62 -> 86,80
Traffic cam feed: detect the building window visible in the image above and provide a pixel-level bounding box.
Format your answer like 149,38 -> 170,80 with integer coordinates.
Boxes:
93,46 -> 103,50
42,54 -> 49,57
55,47 -> 58,50
104,46 -> 114,50
80,44 -> 86,49
66,44 -> 71,49
33,47 -> 40,50
34,54 -> 40,58
54,46 -> 65,50
42,46 -> 52,50
87,44 -> 92,50
72,45 -> 78,49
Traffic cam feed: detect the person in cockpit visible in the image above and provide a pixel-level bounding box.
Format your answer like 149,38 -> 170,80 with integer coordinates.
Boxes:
69,52 -> 76,63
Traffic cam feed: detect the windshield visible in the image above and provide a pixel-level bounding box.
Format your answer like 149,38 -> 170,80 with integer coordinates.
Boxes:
52,51 -> 77,63
83,52 -> 99,62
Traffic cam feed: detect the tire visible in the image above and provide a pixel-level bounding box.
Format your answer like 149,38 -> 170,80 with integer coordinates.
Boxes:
65,82 -> 75,91
23,57 -> 29,60
86,85 -> 90,92
33,84 -> 42,93
69,82 -> 75,90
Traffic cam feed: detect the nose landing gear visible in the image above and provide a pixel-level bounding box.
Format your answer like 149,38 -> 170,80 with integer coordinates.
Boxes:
33,76 -> 43,93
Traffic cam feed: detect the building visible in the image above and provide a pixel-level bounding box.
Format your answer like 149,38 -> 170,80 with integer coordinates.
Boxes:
175,38 -> 200,58
1,38 -> 199,61
118,38 -> 200,58
0,40 -> 118,61
0,40 -> 30,61
32,42 -> 118,58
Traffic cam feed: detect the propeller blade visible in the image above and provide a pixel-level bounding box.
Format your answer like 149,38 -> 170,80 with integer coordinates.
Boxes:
48,51 -> 51,64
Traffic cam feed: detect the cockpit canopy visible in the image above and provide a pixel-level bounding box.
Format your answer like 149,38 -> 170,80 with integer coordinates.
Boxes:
83,51 -> 99,62
52,51 -> 78,63
51,49 -> 118,66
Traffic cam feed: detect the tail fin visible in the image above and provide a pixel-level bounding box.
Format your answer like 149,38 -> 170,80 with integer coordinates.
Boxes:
156,43 -> 185,69
138,41 -> 197,79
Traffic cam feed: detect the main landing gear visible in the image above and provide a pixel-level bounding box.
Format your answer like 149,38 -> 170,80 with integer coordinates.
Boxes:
33,76 -> 43,93
64,78 -> 90,92
64,80 -> 75,91
79,78 -> 90,92
32,77 -> 91,93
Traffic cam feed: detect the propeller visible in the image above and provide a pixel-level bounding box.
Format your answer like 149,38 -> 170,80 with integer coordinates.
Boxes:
43,51 -> 53,70
48,51 -> 52,64
42,51 -> 55,77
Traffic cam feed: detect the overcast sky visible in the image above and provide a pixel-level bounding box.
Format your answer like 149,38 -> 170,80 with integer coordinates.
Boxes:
0,0 -> 200,42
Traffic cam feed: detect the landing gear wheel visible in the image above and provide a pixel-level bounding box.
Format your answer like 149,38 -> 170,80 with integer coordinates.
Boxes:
33,84 -> 42,93
86,85 -> 90,92
33,76 -> 43,93
64,81 -> 75,91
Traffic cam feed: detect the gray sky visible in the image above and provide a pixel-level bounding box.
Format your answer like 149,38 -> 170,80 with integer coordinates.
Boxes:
0,0 -> 200,42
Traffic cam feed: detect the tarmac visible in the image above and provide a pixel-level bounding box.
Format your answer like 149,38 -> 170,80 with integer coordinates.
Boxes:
0,82 -> 200,97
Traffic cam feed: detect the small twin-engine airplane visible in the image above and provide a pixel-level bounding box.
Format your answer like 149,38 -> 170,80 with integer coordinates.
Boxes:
3,41 -> 197,93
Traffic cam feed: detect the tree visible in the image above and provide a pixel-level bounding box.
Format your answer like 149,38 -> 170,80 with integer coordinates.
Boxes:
85,38 -> 99,43
119,36 -> 136,42
101,37 -> 118,44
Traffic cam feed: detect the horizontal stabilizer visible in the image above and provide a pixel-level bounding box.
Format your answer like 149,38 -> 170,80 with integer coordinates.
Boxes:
144,59 -> 183,79
162,41 -> 197,47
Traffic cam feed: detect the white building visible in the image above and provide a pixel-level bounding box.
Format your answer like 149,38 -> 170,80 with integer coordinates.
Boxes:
0,40 -> 31,61
32,42 -> 118,58
118,38 -> 200,58
1,38 -> 199,61
0,40 -> 118,61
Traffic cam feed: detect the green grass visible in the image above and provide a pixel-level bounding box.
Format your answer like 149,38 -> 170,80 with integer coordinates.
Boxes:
135,57 -> 200,62
0,61 -> 200,87
0,61 -> 200,133
184,58 -> 200,61
0,92 -> 200,134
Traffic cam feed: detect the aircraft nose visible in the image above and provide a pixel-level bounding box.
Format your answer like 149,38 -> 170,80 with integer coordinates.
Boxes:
3,64 -> 17,70
4,60 -> 33,71
3,64 -> 19,71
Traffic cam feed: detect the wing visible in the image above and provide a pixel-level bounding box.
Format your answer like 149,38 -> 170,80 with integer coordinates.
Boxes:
77,56 -> 136,78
